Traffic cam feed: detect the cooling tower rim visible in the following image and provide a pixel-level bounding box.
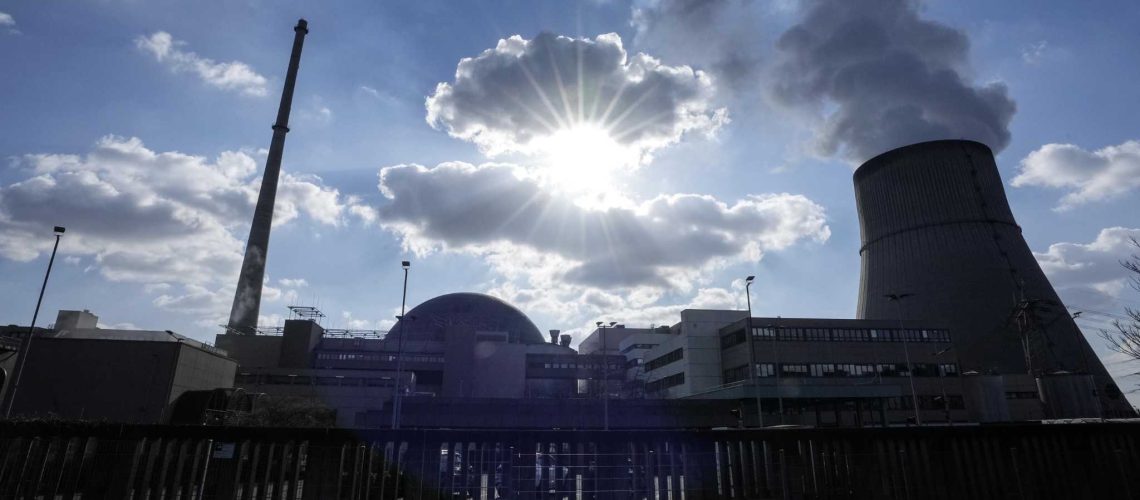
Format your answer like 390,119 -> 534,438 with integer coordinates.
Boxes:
853,139 -> 994,185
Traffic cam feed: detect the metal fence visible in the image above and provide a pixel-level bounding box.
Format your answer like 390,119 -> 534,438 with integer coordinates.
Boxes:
0,421 -> 1138,499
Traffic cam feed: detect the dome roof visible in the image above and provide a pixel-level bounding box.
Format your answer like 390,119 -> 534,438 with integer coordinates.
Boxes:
389,293 -> 545,344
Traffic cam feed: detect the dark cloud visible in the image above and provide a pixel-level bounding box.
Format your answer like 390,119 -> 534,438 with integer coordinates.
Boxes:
425,32 -> 725,159
378,161 -> 829,289
769,0 -> 1016,161
631,0 -> 766,92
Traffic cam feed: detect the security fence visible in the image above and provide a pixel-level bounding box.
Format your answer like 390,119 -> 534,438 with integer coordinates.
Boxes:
0,421 -> 1138,499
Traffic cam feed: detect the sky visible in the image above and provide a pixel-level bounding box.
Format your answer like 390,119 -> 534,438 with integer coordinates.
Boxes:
1,0 -> 1139,401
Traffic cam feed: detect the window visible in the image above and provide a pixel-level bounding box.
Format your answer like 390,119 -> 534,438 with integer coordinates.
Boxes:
756,363 -> 775,377
646,373 -> 685,392
646,348 -> 684,371
721,330 -> 746,348
724,365 -> 749,384
780,364 -> 809,377
753,327 -> 775,338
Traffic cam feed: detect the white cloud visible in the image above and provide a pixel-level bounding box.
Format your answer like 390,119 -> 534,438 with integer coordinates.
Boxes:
0,136 -> 373,322
278,278 -> 308,288
378,161 -> 829,291
1035,227 -> 1140,317
1021,40 -> 1048,65
339,310 -> 392,331
1012,140 -> 1140,210
135,32 -> 268,97
767,0 -> 1016,161
0,11 -> 18,34
425,32 -> 726,163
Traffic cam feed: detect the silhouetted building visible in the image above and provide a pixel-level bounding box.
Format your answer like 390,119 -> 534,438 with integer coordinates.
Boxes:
8,310 -> 236,423
853,140 -> 1131,417
217,293 -> 620,427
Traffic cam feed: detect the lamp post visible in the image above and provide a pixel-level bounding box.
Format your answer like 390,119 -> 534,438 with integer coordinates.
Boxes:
597,321 -> 616,430
933,346 -> 953,424
885,293 -> 920,425
390,260 -> 410,430
4,226 -> 65,418
744,276 -> 763,427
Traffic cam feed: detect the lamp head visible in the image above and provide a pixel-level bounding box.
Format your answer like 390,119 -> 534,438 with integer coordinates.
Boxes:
745,275 -> 754,283
608,321 -> 616,327
53,226 -> 66,234
401,260 -> 410,269
596,321 -> 603,328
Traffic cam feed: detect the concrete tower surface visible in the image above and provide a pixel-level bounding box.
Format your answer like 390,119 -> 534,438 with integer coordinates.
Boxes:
854,140 -> 1132,416
228,19 -> 309,334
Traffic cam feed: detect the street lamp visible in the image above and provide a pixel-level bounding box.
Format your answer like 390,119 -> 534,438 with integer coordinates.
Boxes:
391,260 -> 411,430
597,320 -> 616,430
932,345 -> 954,424
744,276 -> 763,427
4,226 -> 65,418
885,292 -> 921,425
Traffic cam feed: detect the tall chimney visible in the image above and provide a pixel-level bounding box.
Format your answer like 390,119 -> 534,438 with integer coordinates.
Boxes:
227,19 -> 309,335
549,329 -> 560,344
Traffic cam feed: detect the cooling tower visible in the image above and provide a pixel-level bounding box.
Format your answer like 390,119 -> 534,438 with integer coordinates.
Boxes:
854,140 -> 1132,416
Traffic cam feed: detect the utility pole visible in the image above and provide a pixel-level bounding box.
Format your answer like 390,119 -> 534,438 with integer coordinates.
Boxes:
744,276 -> 763,427
596,321 -> 615,430
391,260 -> 411,430
4,226 -> 65,417
933,346 -> 953,424
885,293 -> 921,425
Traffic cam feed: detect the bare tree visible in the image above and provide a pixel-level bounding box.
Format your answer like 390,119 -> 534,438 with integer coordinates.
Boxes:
1099,237 -> 1140,361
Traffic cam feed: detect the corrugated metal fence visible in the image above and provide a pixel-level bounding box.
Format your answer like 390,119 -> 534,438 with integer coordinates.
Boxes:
0,422 -> 1138,499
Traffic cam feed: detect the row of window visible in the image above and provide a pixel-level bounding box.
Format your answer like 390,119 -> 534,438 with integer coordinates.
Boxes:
724,362 -> 960,383
646,373 -> 685,393
621,343 -> 659,354
527,361 -> 624,371
314,352 -> 445,364
646,348 -> 684,371
723,327 -> 952,347
235,373 -> 396,387
885,395 -> 966,411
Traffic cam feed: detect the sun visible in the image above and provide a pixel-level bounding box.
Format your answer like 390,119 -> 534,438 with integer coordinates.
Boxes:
535,124 -> 638,195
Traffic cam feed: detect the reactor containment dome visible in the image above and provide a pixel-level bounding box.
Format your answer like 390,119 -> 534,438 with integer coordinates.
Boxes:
388,292 -> 546,345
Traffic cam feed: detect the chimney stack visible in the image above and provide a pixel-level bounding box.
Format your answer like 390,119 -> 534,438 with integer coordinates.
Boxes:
227,19 -> 309,335
549,329 -> 560,344
559,334 -> 571,348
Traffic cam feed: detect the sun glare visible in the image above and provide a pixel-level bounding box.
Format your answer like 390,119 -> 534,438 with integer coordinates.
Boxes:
536,124 -> 637,195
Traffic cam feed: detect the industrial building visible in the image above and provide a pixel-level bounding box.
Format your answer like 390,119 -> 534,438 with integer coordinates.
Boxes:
216,293 -> 626,427
3,310 -> 236,423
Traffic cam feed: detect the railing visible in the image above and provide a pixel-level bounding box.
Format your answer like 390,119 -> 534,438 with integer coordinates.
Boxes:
0,421 -> 1138,499
222,326 -> 389,339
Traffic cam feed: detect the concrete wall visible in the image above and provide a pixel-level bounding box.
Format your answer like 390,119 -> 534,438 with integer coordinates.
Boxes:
215,334 -> 283,368
169,346 -> 238,406
54,310 -> 98,330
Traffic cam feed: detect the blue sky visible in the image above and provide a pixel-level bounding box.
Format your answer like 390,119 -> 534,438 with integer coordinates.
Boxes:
2,1 -> 1139,399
